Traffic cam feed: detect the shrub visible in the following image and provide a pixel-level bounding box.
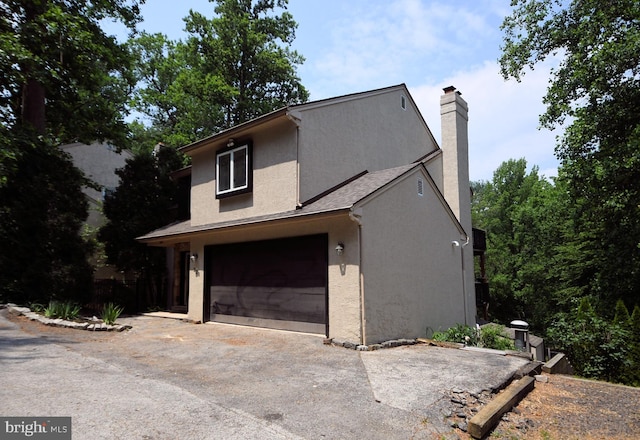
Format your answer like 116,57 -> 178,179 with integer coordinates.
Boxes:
44,301 -> 81,320
101,302 -> 123,325
432,324 -> 479,345
547,298 -> 631,384
479,324 -> 515,351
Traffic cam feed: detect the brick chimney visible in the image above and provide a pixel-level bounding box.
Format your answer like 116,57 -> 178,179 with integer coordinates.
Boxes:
440,86 -> 471,237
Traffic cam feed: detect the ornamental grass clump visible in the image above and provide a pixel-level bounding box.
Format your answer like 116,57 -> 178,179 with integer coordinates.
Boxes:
44,301 -> 81,320
101,302 -> 123,325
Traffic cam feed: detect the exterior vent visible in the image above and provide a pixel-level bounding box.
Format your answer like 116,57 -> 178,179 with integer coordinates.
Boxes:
417,178 -> 424,196
401,95 -> 407,110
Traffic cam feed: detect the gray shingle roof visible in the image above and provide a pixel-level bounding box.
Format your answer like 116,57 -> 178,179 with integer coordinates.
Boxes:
137,163 -> 420,242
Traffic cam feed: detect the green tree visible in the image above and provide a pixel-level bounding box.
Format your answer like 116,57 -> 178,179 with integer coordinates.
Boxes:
0,134 -> 93,304
548,297 -> 631,384
499,0 -> 640,311
0,1 -> 142,304
130,0 -> 308,147
1,0 -> 142,144
472,159 -> 563,330
98,145 -> 183,307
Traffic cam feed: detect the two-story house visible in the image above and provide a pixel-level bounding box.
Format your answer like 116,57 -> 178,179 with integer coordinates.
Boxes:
138,84 -> 475,345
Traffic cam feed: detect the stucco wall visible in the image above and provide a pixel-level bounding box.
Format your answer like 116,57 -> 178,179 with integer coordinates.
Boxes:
297,88 -> 439,203
185,214 -> 362,341
190,120 -> 299,226
357,168 -> 467,344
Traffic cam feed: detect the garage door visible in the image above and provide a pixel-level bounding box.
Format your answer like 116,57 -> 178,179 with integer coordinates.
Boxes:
205,234 -> 328,334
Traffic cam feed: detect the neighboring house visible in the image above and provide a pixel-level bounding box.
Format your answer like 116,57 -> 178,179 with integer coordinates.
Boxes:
61,141 -> 132,280
138,84 -> 476,345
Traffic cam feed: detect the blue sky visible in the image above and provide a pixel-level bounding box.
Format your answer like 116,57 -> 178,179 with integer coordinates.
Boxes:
103,0 -> 561,181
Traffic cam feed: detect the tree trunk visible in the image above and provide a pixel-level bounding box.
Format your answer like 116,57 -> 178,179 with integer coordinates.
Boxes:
22,78 -> 46,134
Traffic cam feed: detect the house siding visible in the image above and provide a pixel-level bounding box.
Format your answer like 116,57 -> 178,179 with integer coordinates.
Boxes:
357,167 -> 467,344
190,119 -> 299,226
297,88 -> 438,203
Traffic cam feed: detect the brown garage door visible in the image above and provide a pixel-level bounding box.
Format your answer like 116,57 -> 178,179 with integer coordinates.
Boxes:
205,234 -> 328,334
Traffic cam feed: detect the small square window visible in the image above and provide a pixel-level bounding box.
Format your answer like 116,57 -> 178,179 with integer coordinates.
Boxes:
216,141 -> 252,198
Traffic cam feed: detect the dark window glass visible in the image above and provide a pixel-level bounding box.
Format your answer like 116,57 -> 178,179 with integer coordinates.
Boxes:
233,148 -> 247,189
218,153 -> 231,192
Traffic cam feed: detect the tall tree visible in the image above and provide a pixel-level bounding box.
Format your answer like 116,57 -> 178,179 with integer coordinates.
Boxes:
1,0 -> 142,143
0,134 -> 94,304
98,145 -> 183,307
472,159 -> 564,330
499,0 -> 640,310
0,0 -> 143,304
130,0 -> 308,147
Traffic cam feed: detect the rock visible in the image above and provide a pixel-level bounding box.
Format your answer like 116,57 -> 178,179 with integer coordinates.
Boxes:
458,422 -> 468,432
452,387 -> 464,394
356,345 -> 368,351
343,341 -> 357,350
331,339 -> 346,347
535,374 -> 549,383
323,338 -> 332,345
368,344 -> 382,351
451,397 -> 466,405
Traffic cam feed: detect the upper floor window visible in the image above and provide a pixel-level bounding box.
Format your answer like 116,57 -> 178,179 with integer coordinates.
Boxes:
216,141 -> 252,198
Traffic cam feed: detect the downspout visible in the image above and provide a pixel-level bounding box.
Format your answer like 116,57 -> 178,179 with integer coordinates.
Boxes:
349,208 -> 365,345
452,234 -> 470,326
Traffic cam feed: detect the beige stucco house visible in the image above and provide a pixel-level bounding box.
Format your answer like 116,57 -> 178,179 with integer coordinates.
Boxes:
138,84 -> 476,345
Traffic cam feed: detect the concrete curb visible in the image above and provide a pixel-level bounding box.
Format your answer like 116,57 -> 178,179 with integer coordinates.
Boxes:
467,375 -> 536,439
5,304 -> 131,332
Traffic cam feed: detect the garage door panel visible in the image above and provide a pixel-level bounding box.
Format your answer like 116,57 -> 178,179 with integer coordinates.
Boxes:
206,234 -> 328,331
210,286 -> 326,323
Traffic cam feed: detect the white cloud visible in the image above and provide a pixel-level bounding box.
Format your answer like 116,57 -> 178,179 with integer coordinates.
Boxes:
411,60 -> 561,181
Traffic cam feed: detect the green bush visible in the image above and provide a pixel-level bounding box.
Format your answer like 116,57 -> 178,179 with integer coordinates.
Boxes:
101,302 -> 123,325
432,323 -> 516,351
547,297 -> 632,384
479,324 -> 515,351
44,301 -> 81,320
432,324 -> 479,345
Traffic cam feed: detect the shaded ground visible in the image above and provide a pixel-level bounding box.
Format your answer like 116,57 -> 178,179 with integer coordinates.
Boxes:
4,309 -> 638,440
1,310 -> 528,439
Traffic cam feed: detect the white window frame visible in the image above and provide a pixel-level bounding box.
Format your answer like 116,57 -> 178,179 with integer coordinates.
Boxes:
216,142 -> 251,197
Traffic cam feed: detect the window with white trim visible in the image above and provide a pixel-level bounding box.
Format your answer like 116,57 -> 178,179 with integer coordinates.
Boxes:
216,141 -> 252,197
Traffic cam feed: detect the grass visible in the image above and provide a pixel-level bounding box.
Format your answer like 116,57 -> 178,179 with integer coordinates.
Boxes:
101,302 -> 123,325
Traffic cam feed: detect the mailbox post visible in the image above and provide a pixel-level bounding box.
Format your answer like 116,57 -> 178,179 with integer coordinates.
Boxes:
510,320 -> 529,352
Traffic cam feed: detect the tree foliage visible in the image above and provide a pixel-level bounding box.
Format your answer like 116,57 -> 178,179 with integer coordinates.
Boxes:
0,133 -> 93,304
1,0 -> 142,144
129,0 -> 308,148
98,145 -> 183,307
499,0 -> 640,311
0,1 -> 143,305
472,159 -> 565,329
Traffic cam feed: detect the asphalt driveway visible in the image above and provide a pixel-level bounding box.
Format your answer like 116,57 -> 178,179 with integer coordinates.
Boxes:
0,309 -> 529,439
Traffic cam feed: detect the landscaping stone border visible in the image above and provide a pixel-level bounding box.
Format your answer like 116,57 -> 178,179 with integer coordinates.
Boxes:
324,337 -> 418,351
4,304 -> 131,332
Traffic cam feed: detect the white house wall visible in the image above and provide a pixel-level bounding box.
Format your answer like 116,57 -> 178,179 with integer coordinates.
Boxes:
357,168 -> 467,344
190,119 -> 299,226
297,88 -> 439,203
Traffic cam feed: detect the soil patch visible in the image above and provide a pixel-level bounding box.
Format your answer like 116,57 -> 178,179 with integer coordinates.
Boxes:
452,374 -> 640,439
